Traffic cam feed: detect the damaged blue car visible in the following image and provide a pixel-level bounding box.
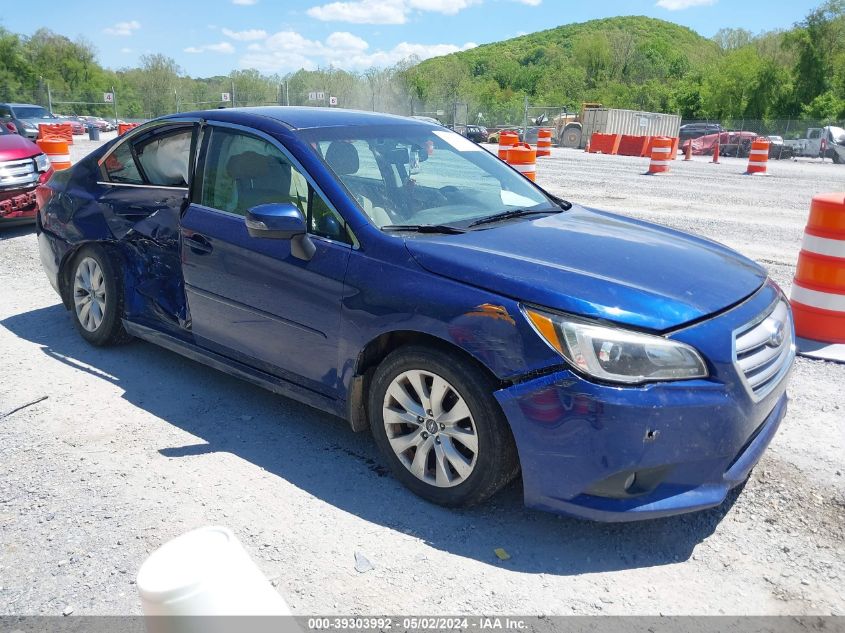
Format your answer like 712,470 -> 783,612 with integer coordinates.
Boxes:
36,107 -> 795,521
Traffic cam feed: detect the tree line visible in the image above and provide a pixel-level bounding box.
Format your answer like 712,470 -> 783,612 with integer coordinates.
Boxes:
1,1 -> 843,124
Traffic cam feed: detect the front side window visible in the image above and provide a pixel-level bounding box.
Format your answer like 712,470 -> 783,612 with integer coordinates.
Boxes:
198,126 -> 352,244
198,127 -> 307,217
301,124 -> 553,229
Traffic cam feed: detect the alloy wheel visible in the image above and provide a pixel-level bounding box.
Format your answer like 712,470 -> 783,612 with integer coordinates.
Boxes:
382,369 -> 478,488
73,256 -> 107,332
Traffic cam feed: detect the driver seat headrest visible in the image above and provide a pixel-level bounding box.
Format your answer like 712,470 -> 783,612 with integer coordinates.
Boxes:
325,141 -> 359,175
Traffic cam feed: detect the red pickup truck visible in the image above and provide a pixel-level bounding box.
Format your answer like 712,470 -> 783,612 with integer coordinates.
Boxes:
0,124 -> 53,226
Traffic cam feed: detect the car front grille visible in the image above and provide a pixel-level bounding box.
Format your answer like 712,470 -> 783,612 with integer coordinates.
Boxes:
734,299 -> 795,401
0,158 -> 38,190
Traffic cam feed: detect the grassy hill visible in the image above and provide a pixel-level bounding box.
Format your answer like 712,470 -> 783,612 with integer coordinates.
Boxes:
407,16 -> 721,122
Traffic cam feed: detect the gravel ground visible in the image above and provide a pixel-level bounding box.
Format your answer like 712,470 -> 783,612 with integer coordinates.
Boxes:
0,137 -> 843,617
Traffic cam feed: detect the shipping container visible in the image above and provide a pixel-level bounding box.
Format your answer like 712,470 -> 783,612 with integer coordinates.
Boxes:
580,108 -> 681,149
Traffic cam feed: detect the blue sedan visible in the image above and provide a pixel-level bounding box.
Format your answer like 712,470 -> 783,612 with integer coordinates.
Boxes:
36,107 -> 795,521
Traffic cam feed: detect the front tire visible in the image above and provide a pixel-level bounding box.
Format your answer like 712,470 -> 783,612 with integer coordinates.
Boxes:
368,345 -> 519,507
70,245 -> 131,346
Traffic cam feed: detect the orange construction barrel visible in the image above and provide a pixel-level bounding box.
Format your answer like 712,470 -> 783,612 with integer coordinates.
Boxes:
36,138 -> 71,171
746,137 -> 770,175
646,136 -> 673,175
507,142 -> 536,181
536,128 -> 553,158
498,131 -> 519,160
790,193 -> 845,357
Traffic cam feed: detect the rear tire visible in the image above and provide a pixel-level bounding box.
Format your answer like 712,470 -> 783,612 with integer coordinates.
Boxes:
560,124 -> 582,148
69,244 -> 131,346
368,345 -> 519,507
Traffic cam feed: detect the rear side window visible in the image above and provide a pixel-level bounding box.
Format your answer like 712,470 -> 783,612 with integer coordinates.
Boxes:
102,125 -> 192,187
103,141 -> 144,184
135,129 -> 192,187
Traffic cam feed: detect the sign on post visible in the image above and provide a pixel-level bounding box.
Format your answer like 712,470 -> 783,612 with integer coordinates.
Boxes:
316,92 -> 325,101
103,92 -> 114,103
329,96 -> 338,106
221,93 -> 231,102
308,91 -> 317,101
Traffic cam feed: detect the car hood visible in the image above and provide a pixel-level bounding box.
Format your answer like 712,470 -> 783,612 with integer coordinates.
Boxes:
0,134 -> 41,161
404,206 -> 767,331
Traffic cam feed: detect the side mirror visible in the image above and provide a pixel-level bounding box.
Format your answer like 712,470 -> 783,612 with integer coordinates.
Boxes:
245,203 -> 306,240
244,202 -> 315,261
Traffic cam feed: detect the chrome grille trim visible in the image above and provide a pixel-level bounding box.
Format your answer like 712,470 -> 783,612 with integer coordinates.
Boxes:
733,299 -> 795,402
0,158 -> 38,189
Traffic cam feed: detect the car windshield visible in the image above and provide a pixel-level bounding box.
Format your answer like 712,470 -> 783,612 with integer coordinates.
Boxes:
299,124 -> 555,229
14,106 -> 53,119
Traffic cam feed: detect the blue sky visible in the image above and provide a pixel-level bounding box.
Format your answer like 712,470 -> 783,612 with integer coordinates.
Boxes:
1,0 -> 824,77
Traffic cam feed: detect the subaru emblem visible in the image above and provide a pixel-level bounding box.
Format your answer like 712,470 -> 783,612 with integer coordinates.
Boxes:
768,320 -> 785,348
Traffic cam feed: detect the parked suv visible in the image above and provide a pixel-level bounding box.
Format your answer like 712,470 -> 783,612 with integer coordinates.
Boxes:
0,124 -> 52,225
0,103 -> 64,139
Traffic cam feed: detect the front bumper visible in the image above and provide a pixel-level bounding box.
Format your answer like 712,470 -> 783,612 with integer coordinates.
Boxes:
495,281 -> 793,522
0,186 -> 38,224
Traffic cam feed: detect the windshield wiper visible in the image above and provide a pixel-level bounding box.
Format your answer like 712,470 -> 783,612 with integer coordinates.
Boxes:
468,207 -> 561,228
382,224 -> 466,234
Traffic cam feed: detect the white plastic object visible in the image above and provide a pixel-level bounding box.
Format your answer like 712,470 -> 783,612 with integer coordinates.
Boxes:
136,526 -> 291,618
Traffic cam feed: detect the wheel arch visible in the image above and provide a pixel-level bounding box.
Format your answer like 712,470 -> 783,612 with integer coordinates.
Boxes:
345,329 -> 508,433
57,240 -> 123,310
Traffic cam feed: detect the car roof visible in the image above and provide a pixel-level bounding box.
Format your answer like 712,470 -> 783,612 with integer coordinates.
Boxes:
166,106 -> 431,131
2,103 -> 46,108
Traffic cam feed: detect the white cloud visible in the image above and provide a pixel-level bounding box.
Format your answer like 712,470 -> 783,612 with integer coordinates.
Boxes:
326,31 -> 369,50
406,0 -> 481,15
232,0 -> 258,4
222,28 -> 268,41
307,0 -> 407,24
306,0 -> 482,24
120,47 -> 133,53
655,0 -> 716,9
103,20 -> 141,36
513,0 -> 541,5
239,29 -> 476,72
184,41 -> 236,54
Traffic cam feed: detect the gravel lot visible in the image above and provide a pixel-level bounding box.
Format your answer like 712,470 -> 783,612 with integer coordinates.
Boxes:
0,135 -> 843,617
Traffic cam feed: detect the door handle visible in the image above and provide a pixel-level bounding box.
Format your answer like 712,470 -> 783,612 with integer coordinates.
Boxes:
184,234 -> 213,255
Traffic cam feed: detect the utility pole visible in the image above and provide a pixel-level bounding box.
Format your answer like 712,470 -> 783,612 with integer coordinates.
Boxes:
231,80 -> 236,108
174,90 -> 179,113
112,86 -> 118,123
46,80 -> 53,113
523,96 -> 529,142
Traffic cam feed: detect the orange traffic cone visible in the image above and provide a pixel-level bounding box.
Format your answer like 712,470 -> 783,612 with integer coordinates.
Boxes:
584,139 -> 591,153
712,142 -> 720,164
684,142 -> 692,161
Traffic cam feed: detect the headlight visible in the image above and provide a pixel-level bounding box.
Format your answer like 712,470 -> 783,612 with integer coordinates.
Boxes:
523,306 -> 708,384
34,153 -> 50,172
